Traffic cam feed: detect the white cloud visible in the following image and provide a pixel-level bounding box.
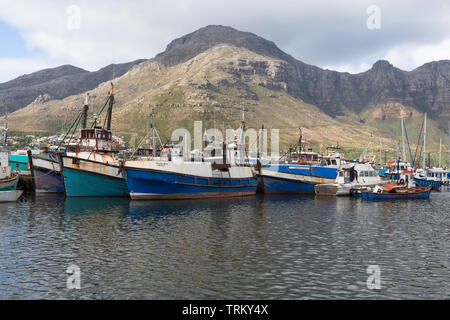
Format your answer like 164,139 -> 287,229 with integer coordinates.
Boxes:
385,40 -> 450,71
0,57 -> 62,82
0,0 -> 448,82
323,62 -> 372,74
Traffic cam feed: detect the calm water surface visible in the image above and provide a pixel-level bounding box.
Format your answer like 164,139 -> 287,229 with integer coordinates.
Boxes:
0,189 -> 448,299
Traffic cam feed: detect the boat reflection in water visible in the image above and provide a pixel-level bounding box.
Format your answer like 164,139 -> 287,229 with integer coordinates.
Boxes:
64,197 -> 130,215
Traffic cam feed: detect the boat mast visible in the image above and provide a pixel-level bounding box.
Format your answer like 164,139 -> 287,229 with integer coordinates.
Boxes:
298,127 -> 302,154
151,109 -> 156,154
439,138 -> 442,168
423,113 -> 427,168
258,124 -> 264,160
238,107 -> 246,163
379,137 -> 382,165
106,83 -> 114,131
401,109 -> 406,162
239,107 -> 245,145
82,93 -> 90,129
2,109 -> 7,146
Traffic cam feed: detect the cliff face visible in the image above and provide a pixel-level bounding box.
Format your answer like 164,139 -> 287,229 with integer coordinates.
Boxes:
154,26 -> 449,121
3,25 -> 448,122
0,59 -> 146,113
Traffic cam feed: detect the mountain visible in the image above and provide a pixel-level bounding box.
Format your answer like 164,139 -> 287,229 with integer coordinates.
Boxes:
157,25 -> 450,121
0,59 -> 146,113
5,25 -> 450,160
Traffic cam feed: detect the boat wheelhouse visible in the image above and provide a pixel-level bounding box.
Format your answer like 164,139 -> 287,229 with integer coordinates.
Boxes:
378,161 -> 413,180
414,167 -> 445,189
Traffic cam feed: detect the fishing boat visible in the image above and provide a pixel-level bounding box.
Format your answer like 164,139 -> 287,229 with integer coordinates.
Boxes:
315,162 -> 387,196
414,168 -> 443,189
360,170 -> 431,200
255,138 -> 342,194
28,148 -> 65,193
60,84 -> 129,197
0,113 -> 20,192
0,150 -> 20,191
123,155 -> 257,200
0,151 -> 22,202
378,160 -> 413,180
410,112 -> 443,189
417,139 -> 450,186
256,162 -> 338,194
360,185 -> 431,200
123,114 -> 257,200
61,150 -> 128,197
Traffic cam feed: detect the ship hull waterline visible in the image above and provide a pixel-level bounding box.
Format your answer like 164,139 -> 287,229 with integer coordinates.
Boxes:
124,167 -> 258,200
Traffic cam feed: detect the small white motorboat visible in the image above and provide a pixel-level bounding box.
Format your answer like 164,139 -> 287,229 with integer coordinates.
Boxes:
0,190 -> 24,202
315,162 -> 388,196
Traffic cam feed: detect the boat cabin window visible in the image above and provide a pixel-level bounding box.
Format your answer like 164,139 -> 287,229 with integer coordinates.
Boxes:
339,171 -> 344,177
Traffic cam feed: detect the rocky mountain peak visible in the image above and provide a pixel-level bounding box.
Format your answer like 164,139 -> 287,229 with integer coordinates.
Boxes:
155,25 -> 294,66
372,59 -> 393,70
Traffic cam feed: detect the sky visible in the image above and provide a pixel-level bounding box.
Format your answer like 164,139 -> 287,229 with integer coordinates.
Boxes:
0,0 -> 449,82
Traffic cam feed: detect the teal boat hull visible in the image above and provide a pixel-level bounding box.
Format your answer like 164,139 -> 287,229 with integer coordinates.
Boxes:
62,166 -> 129,197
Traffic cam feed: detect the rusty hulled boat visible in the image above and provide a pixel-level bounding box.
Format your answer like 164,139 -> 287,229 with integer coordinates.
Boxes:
59,83 -> 129,197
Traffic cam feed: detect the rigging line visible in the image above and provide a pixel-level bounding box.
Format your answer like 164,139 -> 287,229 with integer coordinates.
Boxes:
129,123 -> 164,160
403,120 -> 414,166
412,117 -> 424,166
90,95 -> 111,129
129,135 -> 147,160
56,111 -> 82,151
66,112 -> 83,147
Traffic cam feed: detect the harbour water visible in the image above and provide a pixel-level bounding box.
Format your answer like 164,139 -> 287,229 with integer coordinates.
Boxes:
0,190 -> 448,299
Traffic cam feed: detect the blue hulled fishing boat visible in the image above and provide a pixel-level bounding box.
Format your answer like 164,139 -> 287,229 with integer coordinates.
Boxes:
413,168 -> 442,189
123,115 -> 257,200
257,162 -> 338,194
255,130 -> 341,194
123,156 -> 257,200
28,149 -> 65,193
